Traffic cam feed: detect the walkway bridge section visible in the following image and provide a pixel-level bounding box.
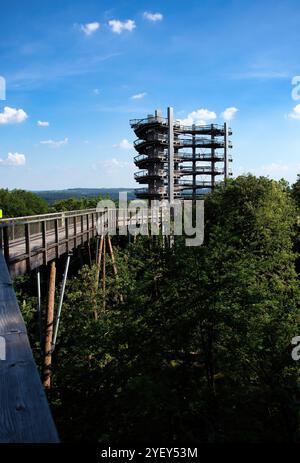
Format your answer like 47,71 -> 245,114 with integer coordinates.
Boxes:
0,208 -> 158,278
0,207 -> 164,442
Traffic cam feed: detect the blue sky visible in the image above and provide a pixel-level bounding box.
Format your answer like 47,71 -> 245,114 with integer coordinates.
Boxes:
0,0 -> 300,190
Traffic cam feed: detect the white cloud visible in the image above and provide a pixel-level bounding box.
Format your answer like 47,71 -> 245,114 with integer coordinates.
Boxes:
0,152 -> 26,166
231,70 -> 289,80
92,157 -> 132,175
40,137 -> 68,148
143,12 -> 163,22
221,107 -> 239,121
261,162 -> 290,174
113,139 -> 133,149
131,92 -> 147,100
178,108 -> 217,126
37,120 -> 49,127
80,22 -> 100,36
288,104 -> 300,120
0,106 -> 28,124
108,19 -> 136,34
93,88 -> 100,95
104,158 -> 130,168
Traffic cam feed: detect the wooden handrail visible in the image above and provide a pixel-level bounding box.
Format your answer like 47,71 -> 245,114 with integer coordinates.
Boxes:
0,252 -> 59,442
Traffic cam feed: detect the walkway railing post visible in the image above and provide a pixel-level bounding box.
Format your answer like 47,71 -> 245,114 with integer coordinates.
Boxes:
65,217 -> 69,253
92,213 -> 95,238
25,222 -> 31,271
73,216 -> 77,247
3,225 -> 9,265
81,215 -> 84,245
55,219 -> 59,259
42,220 -> 47,265
86,214 -> 90,241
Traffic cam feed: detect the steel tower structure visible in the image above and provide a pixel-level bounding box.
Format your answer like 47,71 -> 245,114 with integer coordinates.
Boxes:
130,107 -> 233,200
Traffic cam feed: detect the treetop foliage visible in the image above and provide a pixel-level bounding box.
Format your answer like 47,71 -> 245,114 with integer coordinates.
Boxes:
15,174 -> 300,442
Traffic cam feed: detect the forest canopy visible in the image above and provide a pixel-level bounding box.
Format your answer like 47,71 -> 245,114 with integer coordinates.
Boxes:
17,174 -> 300,443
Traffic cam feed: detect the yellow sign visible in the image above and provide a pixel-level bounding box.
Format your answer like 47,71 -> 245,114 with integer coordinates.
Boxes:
0,210 -> 2,219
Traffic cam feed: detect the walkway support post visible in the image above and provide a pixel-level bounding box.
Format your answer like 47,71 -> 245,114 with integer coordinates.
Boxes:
102,236 -> 106,311
52,253 -> 71,350
43,261 -> 56,389
36,268 -> 42,351
107,236 -> 123,303
93,236 -> 104,320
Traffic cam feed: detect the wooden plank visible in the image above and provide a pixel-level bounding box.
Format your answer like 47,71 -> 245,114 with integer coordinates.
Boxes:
0,252 -> 59,443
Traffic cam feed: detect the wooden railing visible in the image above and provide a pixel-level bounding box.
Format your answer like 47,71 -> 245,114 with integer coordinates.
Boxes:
0,208 -> 163,277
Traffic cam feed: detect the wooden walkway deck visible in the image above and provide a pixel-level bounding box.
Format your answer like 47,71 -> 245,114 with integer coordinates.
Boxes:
0,252 -> 59,442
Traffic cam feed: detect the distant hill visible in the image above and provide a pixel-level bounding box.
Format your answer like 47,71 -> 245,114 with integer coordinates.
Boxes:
34,188 -> 136,204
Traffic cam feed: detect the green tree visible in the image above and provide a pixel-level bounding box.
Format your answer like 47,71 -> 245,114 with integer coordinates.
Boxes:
0,189 -> 49,217
52,194 -> 103,212
292,174 -> 300,208
19,175 -> 300,443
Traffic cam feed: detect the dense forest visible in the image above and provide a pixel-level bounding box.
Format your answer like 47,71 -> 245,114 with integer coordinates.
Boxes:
13,174 -> 300,442
0,189 -> 107,216
35,188 -> 135,204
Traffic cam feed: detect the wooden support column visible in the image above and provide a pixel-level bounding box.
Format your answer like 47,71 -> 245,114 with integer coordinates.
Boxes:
107,236 -> 118,276
93,236 -> 104,320
102,237 -> 106,311
43,261 -> 56,389
107,236 -> 123,303
87,241 -> 92,267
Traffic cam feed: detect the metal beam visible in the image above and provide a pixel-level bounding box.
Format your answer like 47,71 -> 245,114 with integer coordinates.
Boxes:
36,268 -> 42,351
224,122 -> 228,182
52,253 -> 71,350
168,106 -> 174,203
